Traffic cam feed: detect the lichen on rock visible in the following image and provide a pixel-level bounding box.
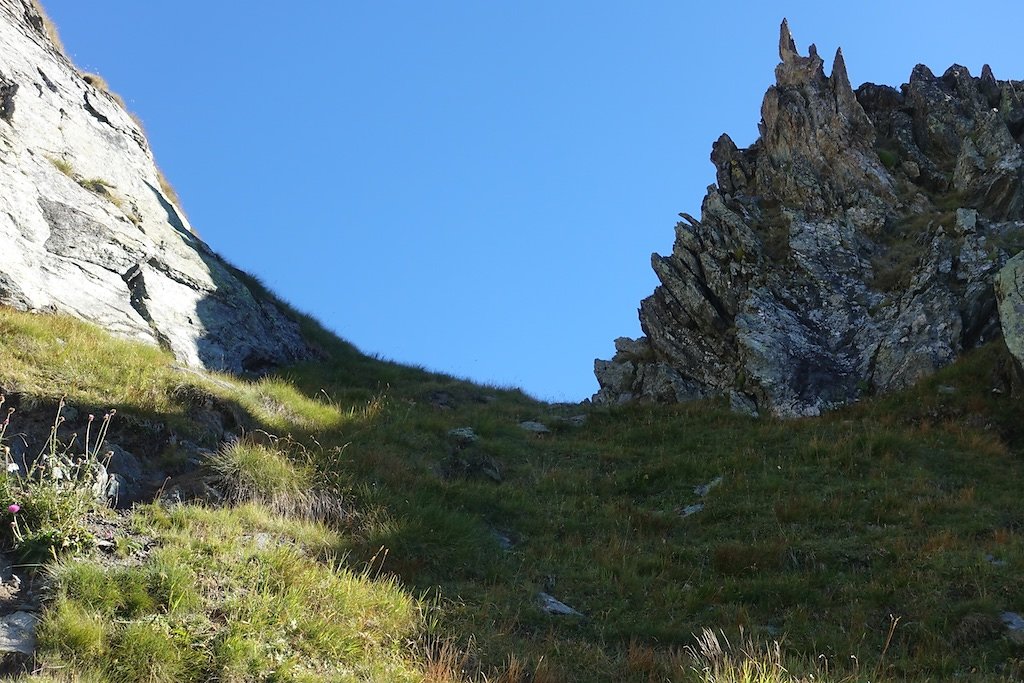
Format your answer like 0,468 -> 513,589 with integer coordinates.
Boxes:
596,20 -> 1024,416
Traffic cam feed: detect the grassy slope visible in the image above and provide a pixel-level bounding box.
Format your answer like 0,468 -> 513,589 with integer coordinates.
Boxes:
3,305 -> 1024,681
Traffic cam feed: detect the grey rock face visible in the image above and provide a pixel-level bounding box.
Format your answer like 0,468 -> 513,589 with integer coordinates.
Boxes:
596,20 -> 1024,416
0,0 -> 309,374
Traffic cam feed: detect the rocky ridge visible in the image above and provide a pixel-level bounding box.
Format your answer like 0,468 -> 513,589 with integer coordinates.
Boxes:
595,20 -> 1024,416
0,0 -> 309,374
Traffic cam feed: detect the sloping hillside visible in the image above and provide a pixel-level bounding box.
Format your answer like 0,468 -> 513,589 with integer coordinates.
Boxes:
2,3 -> 1024,681
2,306 -> 1024,681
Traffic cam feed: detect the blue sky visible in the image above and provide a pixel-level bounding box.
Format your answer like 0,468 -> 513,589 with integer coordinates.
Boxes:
42,1 -> 1024,402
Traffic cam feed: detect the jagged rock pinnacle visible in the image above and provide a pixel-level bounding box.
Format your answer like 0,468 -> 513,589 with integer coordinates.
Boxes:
595,25 -> 1024,417
831,47 -> 850,90
779,18 -> 797,63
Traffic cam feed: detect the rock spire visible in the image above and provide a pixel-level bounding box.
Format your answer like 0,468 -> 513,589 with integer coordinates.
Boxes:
595,21 -> 1024,416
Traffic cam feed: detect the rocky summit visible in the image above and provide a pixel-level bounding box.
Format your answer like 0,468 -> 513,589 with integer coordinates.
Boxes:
595,20 -> 1024,417
0,0 -> 309,374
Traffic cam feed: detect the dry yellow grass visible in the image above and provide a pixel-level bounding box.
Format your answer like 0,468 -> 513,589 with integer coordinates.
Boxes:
30,0 -> 66,55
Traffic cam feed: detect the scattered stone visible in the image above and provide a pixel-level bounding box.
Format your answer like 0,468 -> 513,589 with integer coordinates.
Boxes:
491,528 -> 514,551
176,440 -> 217,468
548,414 -> 588,428
446,427 -> 479,447
681,503 -> 704,518
439,452 -> 502,483
0,611 -> 37,655
985,553 -> 1007,567
996,253 -> 1024,372
158,471 -> 224,506
89,461 -> 112,503
253,533 -> 275,550
936,385 -> 957,395
104,443 -> 144,503
1001,612 -> 1024,644
428,391 -> 456,410
538,592 -> 584,617
694,476 -> 723,497
105,473 -> 126,505
519,421 -> 550,434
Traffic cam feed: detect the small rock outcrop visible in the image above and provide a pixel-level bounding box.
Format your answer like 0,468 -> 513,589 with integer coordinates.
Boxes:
0,0 -> 309,374
595,20 -> 1024,416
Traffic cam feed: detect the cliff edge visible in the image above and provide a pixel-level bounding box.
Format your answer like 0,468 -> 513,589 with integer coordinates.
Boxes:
0,0 -> 310,374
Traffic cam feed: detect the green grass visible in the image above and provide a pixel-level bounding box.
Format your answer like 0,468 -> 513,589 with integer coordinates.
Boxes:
878,147 -> 899,170
0,307 -> 350,438
37,504 -> 432,682
5,304 -> 1024,681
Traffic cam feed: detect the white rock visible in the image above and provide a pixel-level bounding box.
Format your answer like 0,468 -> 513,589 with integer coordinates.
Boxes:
446,427 -> 478,445
681,503 -> 704,518
1002,612 -> 1024,644
0,610 -> 37,655
694,476 -> 723,497
538,592 -> 583,617
0,1 -> 308,373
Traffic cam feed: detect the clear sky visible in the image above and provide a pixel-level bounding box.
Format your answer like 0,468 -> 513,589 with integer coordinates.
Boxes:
41,1 -> 1024,402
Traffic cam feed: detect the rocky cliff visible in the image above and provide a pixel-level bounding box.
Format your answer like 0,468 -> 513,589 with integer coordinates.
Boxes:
0,0 -> 309,374
595,20 -> 1024,416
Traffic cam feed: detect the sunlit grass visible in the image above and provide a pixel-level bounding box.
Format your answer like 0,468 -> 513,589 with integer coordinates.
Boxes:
37,503 -> 438,682
0,307 -> 353,437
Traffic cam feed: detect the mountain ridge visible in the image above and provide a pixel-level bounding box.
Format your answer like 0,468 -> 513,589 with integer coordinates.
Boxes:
595,19 -> 1024,416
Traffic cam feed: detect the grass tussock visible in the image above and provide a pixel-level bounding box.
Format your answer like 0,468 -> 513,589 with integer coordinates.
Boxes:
209,441 -> 345,522
36,504 -> 432,682
30,0 -> 66,55
81,72 -> 126,110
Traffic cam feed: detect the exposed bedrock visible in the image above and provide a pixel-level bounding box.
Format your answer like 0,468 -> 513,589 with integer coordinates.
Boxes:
595,20 -> 1024,416
0,0 -> 309,374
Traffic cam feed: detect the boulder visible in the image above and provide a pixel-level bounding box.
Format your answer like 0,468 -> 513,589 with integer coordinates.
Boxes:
996,252 -> 1024,368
